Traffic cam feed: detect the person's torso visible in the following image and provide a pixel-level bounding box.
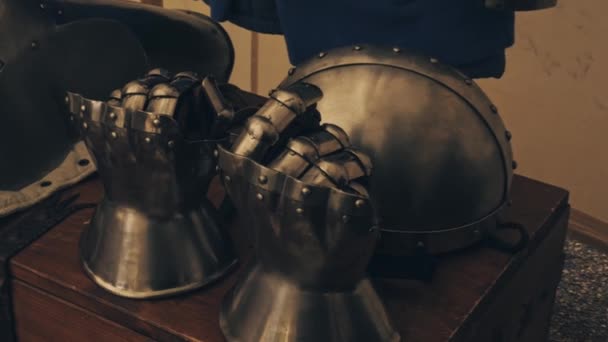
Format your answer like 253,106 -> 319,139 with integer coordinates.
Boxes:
209,0 -> 515,78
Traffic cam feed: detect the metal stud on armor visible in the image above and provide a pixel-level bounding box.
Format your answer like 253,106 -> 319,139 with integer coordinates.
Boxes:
217,85 -> 399,342
65,70 -> 239,299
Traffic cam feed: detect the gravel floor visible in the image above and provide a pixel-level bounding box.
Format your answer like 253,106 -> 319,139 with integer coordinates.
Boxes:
549,238 -> 608,342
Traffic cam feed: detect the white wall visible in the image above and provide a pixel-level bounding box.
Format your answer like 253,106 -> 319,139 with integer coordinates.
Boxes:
257,34 -> 291,94
477,1 -> 608,222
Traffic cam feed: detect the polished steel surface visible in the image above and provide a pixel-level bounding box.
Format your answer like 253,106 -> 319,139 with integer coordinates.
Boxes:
279,45 -> 515,255
220,264 -> 400,342
231,84 -> 322,160
218,146 -> 399,342
66,72 -> 237,298
217,89 -> 399,341
81,195 -> 233,299
268,124 -> 350,178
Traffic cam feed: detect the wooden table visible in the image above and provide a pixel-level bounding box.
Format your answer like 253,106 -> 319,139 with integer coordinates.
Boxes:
8,175 -> 570,342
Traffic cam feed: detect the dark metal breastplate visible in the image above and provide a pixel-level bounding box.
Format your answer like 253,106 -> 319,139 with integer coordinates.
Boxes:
0,0 -> 234,215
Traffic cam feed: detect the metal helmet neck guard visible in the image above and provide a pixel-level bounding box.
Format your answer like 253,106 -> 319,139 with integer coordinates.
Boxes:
0,0 -> 233,216
278,45 -> 515,255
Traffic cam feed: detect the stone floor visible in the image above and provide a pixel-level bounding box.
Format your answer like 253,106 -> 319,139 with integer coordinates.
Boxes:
549,238 -> 608,342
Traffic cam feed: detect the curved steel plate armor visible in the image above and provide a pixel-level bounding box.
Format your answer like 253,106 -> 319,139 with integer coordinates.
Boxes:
54,0 -> 234,79
278,44 -> 515,255
0,0 -> 233,217
217,92 -> 399,341
65,71 -> 240,299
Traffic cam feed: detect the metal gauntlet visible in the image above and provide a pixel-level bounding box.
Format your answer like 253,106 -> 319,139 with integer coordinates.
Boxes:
65,70 -> 241,299
217,85 -> 399,342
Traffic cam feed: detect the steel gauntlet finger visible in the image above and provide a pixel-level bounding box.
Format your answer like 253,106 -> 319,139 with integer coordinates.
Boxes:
266,124 -> 372,195
230,83 -> 323,161
108,69 -> 262,141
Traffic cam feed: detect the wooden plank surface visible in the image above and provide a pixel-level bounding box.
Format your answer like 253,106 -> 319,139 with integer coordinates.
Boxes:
452,208 -> 568,342
11,280 -> 150,342
9,175 -> 569,341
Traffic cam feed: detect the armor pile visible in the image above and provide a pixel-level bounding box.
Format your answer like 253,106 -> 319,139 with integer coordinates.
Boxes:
63,41 -> 521,340
1,1 -> 560,341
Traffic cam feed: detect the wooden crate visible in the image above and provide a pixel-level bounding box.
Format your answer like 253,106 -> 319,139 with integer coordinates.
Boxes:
7,175 -> 569,341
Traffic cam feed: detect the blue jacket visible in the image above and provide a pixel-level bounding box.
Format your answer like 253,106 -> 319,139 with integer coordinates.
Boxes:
207,0 -> 514,78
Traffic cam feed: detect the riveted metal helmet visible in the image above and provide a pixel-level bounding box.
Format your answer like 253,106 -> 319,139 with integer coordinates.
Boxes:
278,45 -> 515,255
0,0 -> 233,216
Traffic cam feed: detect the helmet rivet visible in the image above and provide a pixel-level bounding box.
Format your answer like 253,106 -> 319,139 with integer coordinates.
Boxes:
110,131 -> 118,139
258,175 -> 268,184
80,105 -> 86,112
213,149 -> 219,158
417,241 -> 425,248
353,45 -> 362,51
464,78 -> 473,85
296,208 -> 304,215
31,41 -> 39,49
109,112 -> 117,120
369,226 -> 378,233
473,229 -> 481,235
342,215 -> 350,223
505,131 -> 512,141
153,118 -> 161,127
224,175 -> 231,183
168,140 -> 175,148
393,47 -> 401,53
318,52 -> 327,58
69,115 -> 74,121
512,160 -> 518,170
355,199 -> 366,208
490,104 -> 498,113
40,3 -> 46,9
256,193 -> 264,201
301,187 -> 311,196
288,67 -> 296,75
64,96 -> 69,104
82,122 -> 88,130
215,165 -> 220,172
144,137 -> 152,144
430,57 -> 439,64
